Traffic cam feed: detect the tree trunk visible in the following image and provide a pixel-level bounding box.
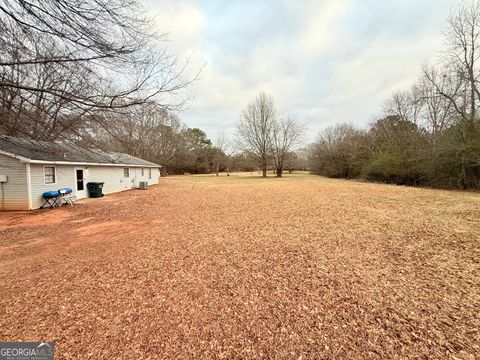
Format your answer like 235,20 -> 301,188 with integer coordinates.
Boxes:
262,166 -> 267,177
276,167 -> 283,177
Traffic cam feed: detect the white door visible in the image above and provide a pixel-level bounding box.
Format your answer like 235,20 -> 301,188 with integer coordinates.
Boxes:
74,168 -> 87,199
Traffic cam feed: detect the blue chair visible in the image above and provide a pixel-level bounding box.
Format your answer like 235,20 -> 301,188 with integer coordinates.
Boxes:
40,190 -> 60,209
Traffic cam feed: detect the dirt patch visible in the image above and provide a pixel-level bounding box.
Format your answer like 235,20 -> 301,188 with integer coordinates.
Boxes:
0,208 -> 72,230
71,217 -> 95,224
68,221 -> 140,247
0,174 -> 478,359
0,246 -> 15,256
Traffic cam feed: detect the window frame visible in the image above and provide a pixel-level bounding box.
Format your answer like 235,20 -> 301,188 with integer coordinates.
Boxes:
148,168 -> 152,179
123,167 -> 129,178
141,168 -> 145,177
43,165 -> 56,185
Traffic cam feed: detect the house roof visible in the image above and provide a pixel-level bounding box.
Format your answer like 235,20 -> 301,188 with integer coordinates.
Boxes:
0,136 -> 160,167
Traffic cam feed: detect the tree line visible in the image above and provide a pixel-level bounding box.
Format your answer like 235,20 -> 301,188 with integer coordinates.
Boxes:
309,0 -> 480,189
2,0 -> 478,187
94,97 -> 307,175
94,105 -> 230,175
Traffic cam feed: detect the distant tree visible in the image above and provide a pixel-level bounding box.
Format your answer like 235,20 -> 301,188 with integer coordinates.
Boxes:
180,128 -> 214,173
285,149 -> 310,172
310,124 -> 370,179
365,116 -> 428,185
419,66 -> 455,140
96,104 -> 187,169
383,86 -> 423,125
211,132 -> 231,175
236,92 -> 276,177
184,128 -> 212,149
282,151 -> 306,173
271,115 -> 304,177
443,0 -> 480,120
230,151 -> 258,172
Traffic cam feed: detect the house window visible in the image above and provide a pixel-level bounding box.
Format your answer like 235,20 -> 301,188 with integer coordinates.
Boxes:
123,168 -> 129,178
44,166 -> 56,184
148,168 -> 152,179
141,168 -> 144,176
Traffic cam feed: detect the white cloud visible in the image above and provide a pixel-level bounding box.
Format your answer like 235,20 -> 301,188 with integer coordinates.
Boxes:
146,0 -> 455,143
298,0 -> 351,57
149,1 -> 205,48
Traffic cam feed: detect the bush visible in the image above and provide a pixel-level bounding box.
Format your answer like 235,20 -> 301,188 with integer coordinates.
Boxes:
363,152 -> 426,186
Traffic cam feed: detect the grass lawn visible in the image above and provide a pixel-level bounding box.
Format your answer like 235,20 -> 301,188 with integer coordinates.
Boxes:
0,173 -> 479,359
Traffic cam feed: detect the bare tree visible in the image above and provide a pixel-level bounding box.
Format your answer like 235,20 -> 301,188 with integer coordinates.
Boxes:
98,103 -> 187,167
434,0 -> 480,120
383,86 -> 424,124
215,131 -> 232,155
420,66 -> 456,139
0,42 -> 96,139
211,132 -> 232,175
236,92 -> 276,177
271,115 -> 304,177
0,0 -> 194,141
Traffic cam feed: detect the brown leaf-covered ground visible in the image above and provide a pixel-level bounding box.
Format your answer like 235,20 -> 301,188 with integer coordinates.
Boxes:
0,173 -> 479,359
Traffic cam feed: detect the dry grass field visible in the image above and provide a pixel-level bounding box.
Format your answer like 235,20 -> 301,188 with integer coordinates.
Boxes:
0,173 -> 479,359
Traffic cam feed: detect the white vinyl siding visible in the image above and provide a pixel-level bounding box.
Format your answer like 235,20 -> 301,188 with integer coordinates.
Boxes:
30,165 -> 76,209
0,153 -> 29,210
87,166 -> 159,193
89,166 -> 134,194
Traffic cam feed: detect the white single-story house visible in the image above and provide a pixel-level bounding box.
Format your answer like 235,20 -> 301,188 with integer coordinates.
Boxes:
0,136 -> 161,210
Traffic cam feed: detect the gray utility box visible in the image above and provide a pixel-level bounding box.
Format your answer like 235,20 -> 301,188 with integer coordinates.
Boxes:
139,181 -> 148,190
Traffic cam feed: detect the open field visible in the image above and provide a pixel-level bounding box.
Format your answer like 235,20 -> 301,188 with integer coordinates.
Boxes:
0,173 -> 479,359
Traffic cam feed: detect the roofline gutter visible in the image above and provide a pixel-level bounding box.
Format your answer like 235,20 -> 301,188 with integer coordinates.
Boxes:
0,149 -> 31,162
0,149 -> 162,168
27,160 -> 161,168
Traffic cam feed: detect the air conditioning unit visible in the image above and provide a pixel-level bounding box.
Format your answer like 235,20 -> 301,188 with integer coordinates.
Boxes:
139,181 -> 148,190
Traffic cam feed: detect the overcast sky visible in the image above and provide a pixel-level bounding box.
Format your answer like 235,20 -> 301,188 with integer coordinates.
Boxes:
148,0 -> 456,144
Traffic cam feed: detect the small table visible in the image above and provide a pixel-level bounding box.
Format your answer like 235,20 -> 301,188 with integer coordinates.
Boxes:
58,192 -> 76,206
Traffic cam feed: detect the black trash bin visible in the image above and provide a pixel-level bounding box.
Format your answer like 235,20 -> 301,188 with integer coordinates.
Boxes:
87,182 -> 104,198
